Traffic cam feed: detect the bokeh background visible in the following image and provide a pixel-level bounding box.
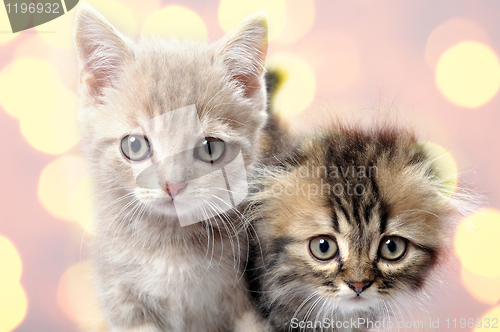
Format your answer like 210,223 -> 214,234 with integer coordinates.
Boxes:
1,0 -> 500,331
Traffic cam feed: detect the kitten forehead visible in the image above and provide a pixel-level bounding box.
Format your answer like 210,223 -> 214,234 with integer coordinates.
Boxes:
76,10 -> 269,148
252,127 -> 451,253
138,105 -> 203,154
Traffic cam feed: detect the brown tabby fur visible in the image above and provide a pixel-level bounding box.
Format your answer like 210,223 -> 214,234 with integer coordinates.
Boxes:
245,125 -> 470,332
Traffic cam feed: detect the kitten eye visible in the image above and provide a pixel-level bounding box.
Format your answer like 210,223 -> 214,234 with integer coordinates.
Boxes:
121,135 -> 151,161
309,236 -> 338,261
379,236 -> 408,261
194,138 -> 225,163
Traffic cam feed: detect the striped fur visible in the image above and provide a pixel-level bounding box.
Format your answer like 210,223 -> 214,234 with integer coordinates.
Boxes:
245,126 -> 470,332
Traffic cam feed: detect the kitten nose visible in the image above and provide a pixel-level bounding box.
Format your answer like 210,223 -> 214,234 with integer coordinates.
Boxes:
347,281 -> 373,295
165,183 -> 187,197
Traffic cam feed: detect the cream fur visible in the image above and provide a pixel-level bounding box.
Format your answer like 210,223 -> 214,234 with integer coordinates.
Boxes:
74,3 -> 270,331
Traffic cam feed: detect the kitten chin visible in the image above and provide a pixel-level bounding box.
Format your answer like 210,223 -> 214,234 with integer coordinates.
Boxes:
333,286 -> 381,312
145,194 -> 211,220
245,125 -> 475,332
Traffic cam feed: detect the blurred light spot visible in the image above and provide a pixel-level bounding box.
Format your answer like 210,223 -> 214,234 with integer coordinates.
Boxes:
219,0 -> 286,41
295,30 -> 361,94
0,284 -> 28,332
275,0 -> 315,44
38,155 -> 87,221
0,236 -> 28,332
142,6 -> 207,41
14,35 -> 78,89
474,305 -> 500,331
426,18 -> 489,69
0,58 -> 60,119
57,261 -> 105,331
414,141 -> 458,200
0,57 -> 79,154
267,53 -> 315,119
455,208 -> 500,278
20,87 -> 79,154
436,41 -> 500,108
461,266 -> 500,305
71,176 -> 95,234
34,2 -> 78,50
0,237 -> 22,284
38,155 -> 95,234
0,4 -> 20,45
115,0 -> 160,27
36,0 -> 137,49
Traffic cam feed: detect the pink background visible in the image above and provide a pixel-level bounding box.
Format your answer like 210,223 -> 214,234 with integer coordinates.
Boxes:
0,0 -> 499,331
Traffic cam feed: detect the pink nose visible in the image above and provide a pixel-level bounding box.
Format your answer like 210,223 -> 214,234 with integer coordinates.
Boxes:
165,183 -> 187,197
347,281 -> 373,295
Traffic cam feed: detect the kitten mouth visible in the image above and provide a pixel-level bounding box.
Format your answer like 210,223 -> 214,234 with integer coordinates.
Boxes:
350,295 -> 365,301
151,198 -> 177,213
154,197 -> 194,217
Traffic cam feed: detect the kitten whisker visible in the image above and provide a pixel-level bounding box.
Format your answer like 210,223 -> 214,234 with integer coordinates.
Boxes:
109,199 -> 143,254
199,204 -> 216,272
242,205 -> 267,274
301,295 -> 323,332
199,84 -> 234,115
383,298 -> 401,332
202,212 -> 213,263
210,211 -> 227,267
204,207 -> 219,272
210,114 -> 256,129
289,290 -> 321,332
398,208 -> 441,220
203,198 -> 248,285
131,203 -> 149,251
391,292 -> 425,332
205,195 -> 243,269
99,197 -> 138,264
79,191 -> 135,261
313,298 -> 327,332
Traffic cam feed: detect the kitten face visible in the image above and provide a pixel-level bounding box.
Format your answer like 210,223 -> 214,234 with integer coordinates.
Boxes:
123,104 -> 251,223
75,6 -> 269,225
248,128 -> 455,328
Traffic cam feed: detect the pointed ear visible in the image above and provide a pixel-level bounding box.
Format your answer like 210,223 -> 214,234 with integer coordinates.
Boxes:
217,12 -> 269,98
74,4 -> 132,102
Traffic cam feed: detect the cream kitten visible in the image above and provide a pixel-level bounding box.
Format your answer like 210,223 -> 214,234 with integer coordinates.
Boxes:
74,4 -> 270,332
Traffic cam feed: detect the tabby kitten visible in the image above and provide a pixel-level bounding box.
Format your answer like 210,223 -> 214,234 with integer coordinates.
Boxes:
245,126 -> 466,332
74,4 -> 270,332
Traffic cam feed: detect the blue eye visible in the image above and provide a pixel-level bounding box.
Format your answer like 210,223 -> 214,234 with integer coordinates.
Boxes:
309,236 -> 338,261
121,135 -> 151,161
379,236 -> 408,261
194,138 -> 225,163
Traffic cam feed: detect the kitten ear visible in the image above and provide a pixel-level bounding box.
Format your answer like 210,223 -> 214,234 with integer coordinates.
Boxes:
414,141 -> 458,200
74,4 -> 132,101
217,12 -> 269,98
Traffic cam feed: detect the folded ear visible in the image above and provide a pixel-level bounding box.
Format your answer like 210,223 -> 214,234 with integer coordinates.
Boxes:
414,141 -> 459,202
74,4 -> 132,102
217,12 -> 269,99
